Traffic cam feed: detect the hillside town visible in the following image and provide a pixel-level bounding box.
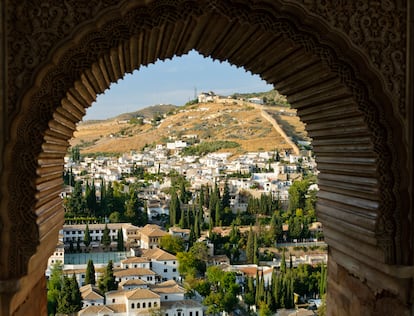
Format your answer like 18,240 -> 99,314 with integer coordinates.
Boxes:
48,100 -> 326,316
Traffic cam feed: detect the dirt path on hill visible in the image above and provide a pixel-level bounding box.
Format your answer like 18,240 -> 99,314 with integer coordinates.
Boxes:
251,104 -> 300,155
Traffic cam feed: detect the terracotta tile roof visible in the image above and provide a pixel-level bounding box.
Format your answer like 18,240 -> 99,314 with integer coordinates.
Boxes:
119,279 -> 148,287
150,280 -> 185,294
63,268 -> 86,275
139,224 -> 167,237
142,248 -> 177,261
125,288 -> 160,300
79,305 -> 117,315
114,267 -> 156,277
106,290 -> 126,298
161,300 -> 203,309
121,256 -> 150,264
108,304 -> 127,313
80,284 -> 104,300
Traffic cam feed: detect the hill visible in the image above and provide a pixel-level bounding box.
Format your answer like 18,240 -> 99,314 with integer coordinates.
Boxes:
71,99 -> 309,157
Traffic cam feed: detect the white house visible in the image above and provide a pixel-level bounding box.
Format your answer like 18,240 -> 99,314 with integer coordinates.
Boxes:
80,284 -> 105,308
162,300 -> 204,316
142,248 -> 179,282
150,280 -> 185,302
120,256 -> 151,269
105,288 -> 161,316
114,267 -> 158,285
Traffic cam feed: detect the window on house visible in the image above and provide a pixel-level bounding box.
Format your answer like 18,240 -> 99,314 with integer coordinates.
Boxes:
143,302 -> 146,308
173,268 -> 176,272
165,295 -> 168,300
137,303 -> 140,308
164,269 -> 167,273
149,302 -> 151,308
131,303 -> 135,309
190,312 -> 193,316
164,262 -> 167,265
112,298 -> 115,303
196,312 -> 199,316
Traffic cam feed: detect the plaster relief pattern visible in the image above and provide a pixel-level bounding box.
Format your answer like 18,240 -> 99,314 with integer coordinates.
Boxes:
295,0 -> 407,117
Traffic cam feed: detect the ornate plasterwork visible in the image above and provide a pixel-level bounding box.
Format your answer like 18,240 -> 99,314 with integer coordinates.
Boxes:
296,0 -> 407,117
3,0 -> 407,279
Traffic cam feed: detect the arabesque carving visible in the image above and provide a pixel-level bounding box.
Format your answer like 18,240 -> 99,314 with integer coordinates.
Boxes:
296,0 -> 407,117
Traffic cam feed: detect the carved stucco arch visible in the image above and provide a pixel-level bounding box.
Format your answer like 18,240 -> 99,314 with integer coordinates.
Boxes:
2,0 -> 409,312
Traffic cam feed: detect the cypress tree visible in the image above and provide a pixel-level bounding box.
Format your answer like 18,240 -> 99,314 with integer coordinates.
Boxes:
280,249 -> 287,274
47,262 -> 63,315
194,211 -> 200,239
215,200 -> 221,227
57,276 -> 72,313
253,233 -> 259,265
117,229 -> 124,251
85,259 -> 96,285
246,226 -> 255,264
101,224 -> 111,250
70,274 -> 82,312
221,179 -> 231,209
319,263 -> 327,296
100,179 -> 107,217
57,274 -> 82,314
98,260 -> 118,294
84,223 -> 91,248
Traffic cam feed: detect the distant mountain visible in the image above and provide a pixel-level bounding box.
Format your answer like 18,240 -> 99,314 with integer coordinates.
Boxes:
111,104 -> 178,121
71,96 -> 309,156
82,104 -> 178,123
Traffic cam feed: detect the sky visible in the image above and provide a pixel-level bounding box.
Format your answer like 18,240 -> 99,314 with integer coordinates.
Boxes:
85,50 -> 273,120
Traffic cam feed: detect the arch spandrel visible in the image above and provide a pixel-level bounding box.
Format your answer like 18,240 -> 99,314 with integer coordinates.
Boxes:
1,0 -> 410,313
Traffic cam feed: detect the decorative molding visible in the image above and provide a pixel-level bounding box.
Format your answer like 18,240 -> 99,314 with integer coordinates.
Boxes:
295,0 -> 407,118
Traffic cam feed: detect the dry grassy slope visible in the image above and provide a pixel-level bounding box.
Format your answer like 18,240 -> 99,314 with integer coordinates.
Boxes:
71,101 -> 308,156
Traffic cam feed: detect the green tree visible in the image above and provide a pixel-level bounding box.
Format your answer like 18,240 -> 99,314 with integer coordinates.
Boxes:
70,146 -> 80,162
69,274 -> 82,312
57,274 -> 82,314
66,180 -> 85,215
117,229 -> 125,251
169,190 -> 181,226
47,262 -> 63,315
246,226 -> 255,264
109,211 -> 122,223
177,251 -> 197,279
85,180 -> 97,216
221,179 -> 231,210
101,224 -> 111,250
258,301 -> 272,316
84,223 -> 91,249
85,259 -> 96,285
160,234 -> 185,255
288,179 -> 310,212
98,260 -> 118,294
280,249 -> 287,273
319,263 -> 327,297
